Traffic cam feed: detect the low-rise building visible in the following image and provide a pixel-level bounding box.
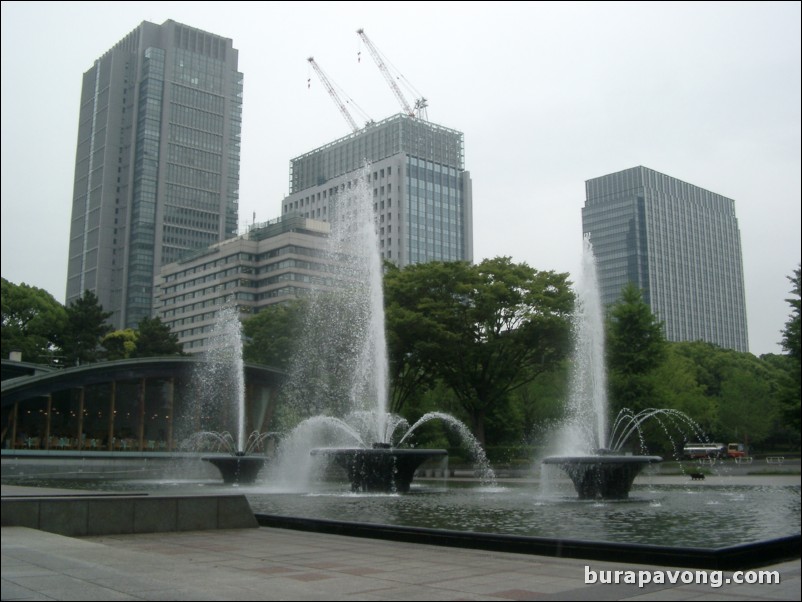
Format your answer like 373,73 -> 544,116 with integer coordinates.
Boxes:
154,215 -> 332,353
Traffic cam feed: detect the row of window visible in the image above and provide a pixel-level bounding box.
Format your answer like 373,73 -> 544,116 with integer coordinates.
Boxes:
166,163 -> 221,192
289,136 -> 400,194
167,143 -> 222,172
165,183 -> 225,213
174,48 -> 226,94
170,103 -> 224,135
172,82 -> 225,113
169,124 -> 223,153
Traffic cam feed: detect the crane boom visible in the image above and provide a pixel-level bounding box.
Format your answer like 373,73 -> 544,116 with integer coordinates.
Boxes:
356,28 -> 415,118
307,57 -> 359,133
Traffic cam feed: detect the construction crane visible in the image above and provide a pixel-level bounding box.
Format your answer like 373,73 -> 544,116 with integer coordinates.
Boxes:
307,56 -> 360,133
356,28 -> 427,120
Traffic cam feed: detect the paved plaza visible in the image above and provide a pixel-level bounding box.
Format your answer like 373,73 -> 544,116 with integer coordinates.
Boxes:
2,522 -> 799,600
2,474 -> 800,601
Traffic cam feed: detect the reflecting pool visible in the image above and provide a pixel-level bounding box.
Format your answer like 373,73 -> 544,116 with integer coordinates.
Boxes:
5,475 -> 798,549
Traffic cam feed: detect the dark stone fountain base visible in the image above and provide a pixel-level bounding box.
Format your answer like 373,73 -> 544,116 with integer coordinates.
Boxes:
542,454 -> 662,499
202,454 -> 266,484
311,447 -> 448,493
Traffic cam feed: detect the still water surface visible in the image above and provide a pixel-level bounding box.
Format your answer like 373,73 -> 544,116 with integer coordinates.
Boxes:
6,475 -> 798,549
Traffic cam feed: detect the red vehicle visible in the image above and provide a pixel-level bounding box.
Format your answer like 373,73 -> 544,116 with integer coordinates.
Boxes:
726,443 -> 748,458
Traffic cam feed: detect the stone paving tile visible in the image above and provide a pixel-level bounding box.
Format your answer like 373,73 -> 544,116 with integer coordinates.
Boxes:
248,565 -> 302,575
308,575 -> 401,596
5,575 -> 89,593
34,587 -> 140,601
300,560 -> 347,569
0,565 -> 60,579
284,572 -> 338,582
4,525 -> 800,601
359,583 -> 507,601
689,592 -> 762,602
130,592 -> 208,601
489,589 -> 550,600
1,579 -> 57,601
622,591 -> 711,601
338,567 -> 389,576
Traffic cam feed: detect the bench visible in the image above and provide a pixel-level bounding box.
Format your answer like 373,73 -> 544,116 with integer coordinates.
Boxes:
766,456 -> 785,464
689,472 -> 705,480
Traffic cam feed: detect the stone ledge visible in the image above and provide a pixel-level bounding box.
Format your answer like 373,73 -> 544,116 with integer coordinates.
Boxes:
1,493 -> 257,536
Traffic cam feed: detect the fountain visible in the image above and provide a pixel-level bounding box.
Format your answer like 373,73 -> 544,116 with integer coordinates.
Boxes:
542,237 -> 661,499
187,305 -> 268,484
272,167 -> 491,493
2,184 -> 798,570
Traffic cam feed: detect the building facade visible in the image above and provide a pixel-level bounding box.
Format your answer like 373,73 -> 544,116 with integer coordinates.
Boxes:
582,166 -> 749,352
154,216 -> 333,353
66,20 -> 243,329
282,113 -> 473,266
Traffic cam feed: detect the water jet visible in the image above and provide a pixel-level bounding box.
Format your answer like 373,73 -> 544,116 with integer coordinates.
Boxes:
542,238 -> 664,498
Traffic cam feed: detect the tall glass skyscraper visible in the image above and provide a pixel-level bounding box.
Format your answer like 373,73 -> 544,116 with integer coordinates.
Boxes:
582,166 -> 749,352
66,20 -> 242,329
282,113 -> 473,266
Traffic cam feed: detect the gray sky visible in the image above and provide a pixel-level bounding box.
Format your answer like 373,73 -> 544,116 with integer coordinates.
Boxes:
1,1 -> 800,356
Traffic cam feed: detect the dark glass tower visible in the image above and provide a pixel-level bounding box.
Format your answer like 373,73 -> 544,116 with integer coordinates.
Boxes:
582,166 -> 749,352
66,20 -> 242,328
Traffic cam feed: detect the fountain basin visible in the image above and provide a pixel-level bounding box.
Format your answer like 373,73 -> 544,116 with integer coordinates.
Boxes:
203,455 -> 267,484
542,455 -> 662,499
311,447 -> 447,493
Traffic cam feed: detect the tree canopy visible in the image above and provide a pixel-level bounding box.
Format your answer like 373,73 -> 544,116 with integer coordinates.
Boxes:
384,257 -> 574,444
781,265 -> 801,361
778,265 -> 801,430
101,329 -> 138,360
58,290 -> 113,366
606,282 -> 667,416
134,316 -> 184,357
242,300 -> 305,369
1,278 -> 67,364
101,316 -> 184,360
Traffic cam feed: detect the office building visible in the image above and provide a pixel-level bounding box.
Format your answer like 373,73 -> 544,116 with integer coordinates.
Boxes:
66,20 -> 243,329
154,216 -> 333,353
282,113 -> 473,266
582,166 -> 749,352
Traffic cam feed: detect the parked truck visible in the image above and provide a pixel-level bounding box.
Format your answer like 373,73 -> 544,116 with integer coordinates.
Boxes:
726,442 -> 748,458
682,442 -> 747,459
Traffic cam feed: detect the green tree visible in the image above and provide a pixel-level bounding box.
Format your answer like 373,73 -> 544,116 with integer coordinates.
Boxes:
134,316 -> 184,357
1,278 -> 67,364
779,265 -> 801,430
666,341 -> 787,448
384,257 -> 574,444
384,261 -> 449,413
242,300 -> 305,369
606,283 -> 667,416
717,362 -> 777,445
652,344 -> 715,434
101,329 -> 138,360
59,290 -> 112,366
781,265 -> 801,361
759,353 -> 800,448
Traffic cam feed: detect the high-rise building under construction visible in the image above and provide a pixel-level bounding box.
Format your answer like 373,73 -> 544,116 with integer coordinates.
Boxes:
282,113 -> 473,266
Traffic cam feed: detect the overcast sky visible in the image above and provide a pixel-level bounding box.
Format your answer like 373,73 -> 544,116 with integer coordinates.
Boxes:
1,1 -> 799,356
